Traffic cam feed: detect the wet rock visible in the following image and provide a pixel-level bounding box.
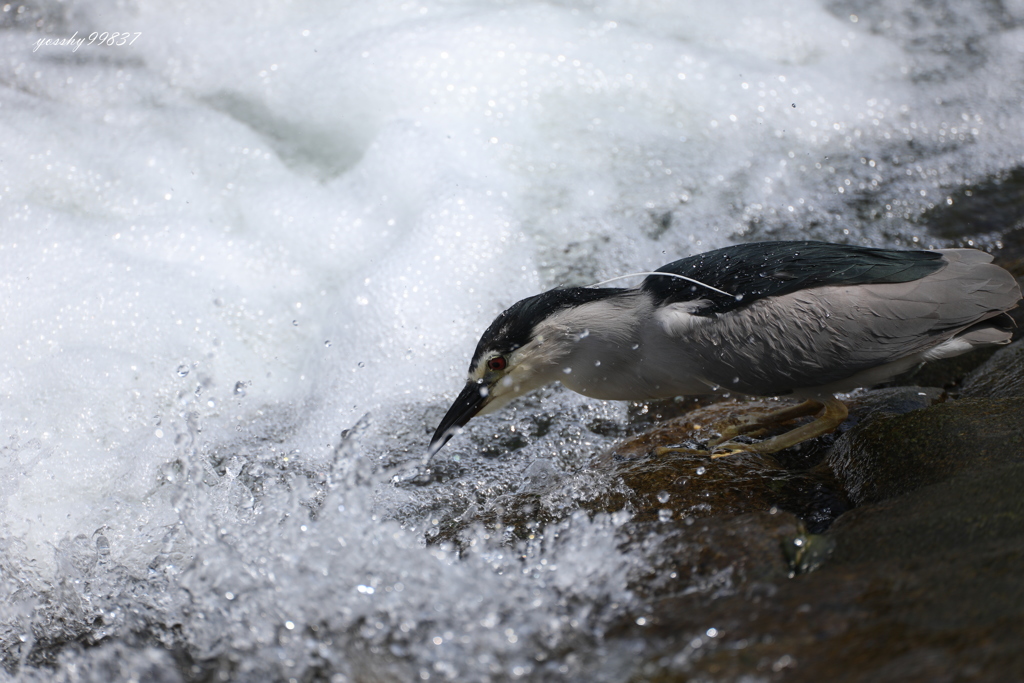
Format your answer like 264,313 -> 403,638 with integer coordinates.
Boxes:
621,510 -> 803,608
827,397 -> 1024,506
840,386 -> 944,429
995,223 -> 1024,282
624,457 -> 1024,683
961,339 -> 1024,398
439,385 -> 1024,683
827,461 -> 1024,566
595,388 -> 1024,682
454,386 -> 962,549
592,388 -> 950,531
595,447 -> 848,534
591,399 -> 854,531
922,166 -> 1024,243
893,346 -> 999,390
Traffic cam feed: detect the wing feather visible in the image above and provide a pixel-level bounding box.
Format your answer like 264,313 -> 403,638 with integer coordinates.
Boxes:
673,248 -> 1019,395
642,241 -> 945,316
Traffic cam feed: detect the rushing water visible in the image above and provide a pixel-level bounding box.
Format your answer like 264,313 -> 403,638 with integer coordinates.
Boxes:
2,0 -> 1024,680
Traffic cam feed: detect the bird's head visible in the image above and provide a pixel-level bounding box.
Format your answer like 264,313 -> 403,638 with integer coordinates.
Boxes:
428,286 -> 627,455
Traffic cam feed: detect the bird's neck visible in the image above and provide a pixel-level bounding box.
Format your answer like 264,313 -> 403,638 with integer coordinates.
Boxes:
539,289 -> 650,346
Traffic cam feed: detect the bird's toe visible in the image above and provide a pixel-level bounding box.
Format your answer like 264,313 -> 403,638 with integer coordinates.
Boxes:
654,445 -> 710,457
708,426 -> 770,447
709,441 -> 759,458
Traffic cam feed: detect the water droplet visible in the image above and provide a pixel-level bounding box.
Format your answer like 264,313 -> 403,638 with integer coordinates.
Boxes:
233,381 -> 247,397
292,319 -> 299,326
176,364 -> 189,377
696,466 -> 706,475
325,340 -> 332,347
658,509 -> 673,522
95,535 -> 110,556
631,343 -> 640,350
562,367 -> 572,374
594,360 -> 601,367
358,361 -> 365,368
656,491 -> 670,503
732,376 -> 740,384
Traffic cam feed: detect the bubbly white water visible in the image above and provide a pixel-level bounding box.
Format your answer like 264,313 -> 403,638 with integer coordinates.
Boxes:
2,0 -> 1024,680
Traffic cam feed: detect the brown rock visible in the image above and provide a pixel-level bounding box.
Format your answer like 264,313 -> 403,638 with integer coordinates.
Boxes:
827,397 -> 1024,505
625,459 -> 1024,683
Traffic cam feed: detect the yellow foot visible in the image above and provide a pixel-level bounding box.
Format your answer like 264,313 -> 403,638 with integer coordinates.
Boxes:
709,441 -> 761,458
712,396 -> 849,456
653,445 -> 709,457
707,399 -> 823,447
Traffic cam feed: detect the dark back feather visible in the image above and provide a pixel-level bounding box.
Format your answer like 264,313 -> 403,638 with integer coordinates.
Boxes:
642,241 -> 945,315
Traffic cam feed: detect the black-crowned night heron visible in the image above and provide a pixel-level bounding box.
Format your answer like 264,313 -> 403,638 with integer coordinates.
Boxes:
429,241 -> 1021,457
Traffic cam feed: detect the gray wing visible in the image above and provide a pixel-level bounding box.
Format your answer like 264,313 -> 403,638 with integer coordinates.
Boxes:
668,249 -> 1020,395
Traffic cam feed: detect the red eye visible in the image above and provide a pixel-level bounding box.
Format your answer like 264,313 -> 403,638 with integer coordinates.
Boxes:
487,356 -> 507,372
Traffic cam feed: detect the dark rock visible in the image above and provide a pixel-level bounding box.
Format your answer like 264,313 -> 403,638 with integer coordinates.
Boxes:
595,447 -> 849,534
995,219 -> 1024,278
439,385 -> 1024,683
827,397 -> 1024,505
622,511 -> 803,606
893,346 -> 1000,390
626,455 -> 1024,683
592,399 -> 853,531
841,386 -> 944,428
828,461 -> 1024,566
922,166 -> 1024,243
961,339 -> 1024,398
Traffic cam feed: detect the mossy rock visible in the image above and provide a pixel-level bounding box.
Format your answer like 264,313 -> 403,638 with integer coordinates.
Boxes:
827,397 -> 1024,506
961,339 -> 1024,398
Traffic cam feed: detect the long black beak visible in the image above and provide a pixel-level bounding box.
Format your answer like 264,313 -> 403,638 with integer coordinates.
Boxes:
428,381 -> 491,456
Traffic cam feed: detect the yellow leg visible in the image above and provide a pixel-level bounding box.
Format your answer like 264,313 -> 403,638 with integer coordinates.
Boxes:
707,399 -> 824,448
653,445 -> 709,457
711,396 -> 849,458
